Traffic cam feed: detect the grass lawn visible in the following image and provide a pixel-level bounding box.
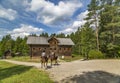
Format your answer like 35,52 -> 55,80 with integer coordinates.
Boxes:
9,54 -> 83,62
0,61 -> 53,83
9,56 -> 41,63
60,54 -> 83,62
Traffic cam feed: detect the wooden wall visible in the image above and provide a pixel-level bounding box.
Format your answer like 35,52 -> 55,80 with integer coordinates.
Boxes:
29,38 -> 72,58
29,45 -> 72,57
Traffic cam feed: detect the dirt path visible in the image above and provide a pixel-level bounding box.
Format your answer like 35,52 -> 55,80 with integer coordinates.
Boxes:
2,59 -> 120,83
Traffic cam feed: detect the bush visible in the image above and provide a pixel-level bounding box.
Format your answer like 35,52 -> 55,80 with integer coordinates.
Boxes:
88,50 -> 104,59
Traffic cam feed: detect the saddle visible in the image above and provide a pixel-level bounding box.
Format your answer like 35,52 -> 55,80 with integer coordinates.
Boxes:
41,55 -> 48,62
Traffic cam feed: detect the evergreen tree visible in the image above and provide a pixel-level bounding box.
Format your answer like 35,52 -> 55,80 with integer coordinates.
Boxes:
99,1 -> 120,57
40,32 -> 49,37
86,0 -> 101,51
56,33 -> 66,38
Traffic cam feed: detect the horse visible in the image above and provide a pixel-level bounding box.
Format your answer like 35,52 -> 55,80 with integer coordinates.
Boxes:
49,53 -> 58,66
40,55 -> 48,69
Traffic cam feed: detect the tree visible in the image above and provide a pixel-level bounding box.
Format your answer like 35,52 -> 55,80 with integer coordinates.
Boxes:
86,0 -> 101,51
80,26 -> 95,59
56,33 -> 65,38
40,32 -> 48,37
0,34 -> 13,56
99,2 -> 120,57
13,36 -> 23,53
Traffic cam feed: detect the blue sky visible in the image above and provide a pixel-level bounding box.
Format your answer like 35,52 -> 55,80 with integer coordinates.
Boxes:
0,0 -> 91,39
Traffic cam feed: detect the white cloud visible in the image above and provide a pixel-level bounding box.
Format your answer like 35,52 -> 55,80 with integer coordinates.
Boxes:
58,28 -> 76,34
0,6 -> 17,20
58,10 -> 88,34
28,0 -> 82,25
77,10 -> 88,21
8,24 -> 44,38
72,10 -> 88,28
72,20 -> 86,28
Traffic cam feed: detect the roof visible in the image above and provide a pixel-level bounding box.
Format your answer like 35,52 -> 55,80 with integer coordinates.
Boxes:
57,38 -> 74,45
27,36 -> 74,46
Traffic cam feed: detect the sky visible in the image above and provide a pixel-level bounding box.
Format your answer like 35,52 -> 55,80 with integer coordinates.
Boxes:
0,0 -> 91,39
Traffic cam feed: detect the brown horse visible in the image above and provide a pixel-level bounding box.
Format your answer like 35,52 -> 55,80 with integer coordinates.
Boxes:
49,53 -> 58,66
40,55 -> 48,69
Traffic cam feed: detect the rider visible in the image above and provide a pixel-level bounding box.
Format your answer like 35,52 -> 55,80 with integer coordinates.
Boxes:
41,50 -> 46,57
51,51 -> 54,56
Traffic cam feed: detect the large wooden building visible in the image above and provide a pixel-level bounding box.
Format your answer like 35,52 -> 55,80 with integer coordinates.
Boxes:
27,36 -> 74,58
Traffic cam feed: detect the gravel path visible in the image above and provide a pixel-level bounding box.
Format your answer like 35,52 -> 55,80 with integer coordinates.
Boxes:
2,59 -> 120,83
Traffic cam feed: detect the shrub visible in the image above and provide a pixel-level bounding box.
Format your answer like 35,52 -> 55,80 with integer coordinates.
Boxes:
88,50 -> 104,59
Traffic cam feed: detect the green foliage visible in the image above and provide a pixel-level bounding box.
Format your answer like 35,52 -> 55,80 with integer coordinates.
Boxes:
85,0 -> 120,58
56,33 -> 66,38
0,61 -> 53,83
40,32 -> 49,37
88,50 -> 105,59
0,35 -> 29,57
1,0 -> 120,60
99,2 -> 120,58
0,51 -> 2,57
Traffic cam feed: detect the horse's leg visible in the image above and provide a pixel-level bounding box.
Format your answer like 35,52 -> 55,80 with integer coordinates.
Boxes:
44,62 -> 47,69
56,60 -> 58,65
44,62 -> 45,68
45,62 -> 47,69
46,60 -> 48,68
51,59 -> 52,66
56,56 -> 58,65
55,60 -> 57,65
41,62 -> 43,68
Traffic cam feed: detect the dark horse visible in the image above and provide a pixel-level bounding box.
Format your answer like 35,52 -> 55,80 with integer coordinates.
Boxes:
40,55 -> 48,69
49,53 -> 58,66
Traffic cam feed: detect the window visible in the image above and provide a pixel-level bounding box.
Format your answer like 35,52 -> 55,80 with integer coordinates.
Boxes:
68,48 -> 69,50
33,48 -> 35,50
59,48 -> 61,50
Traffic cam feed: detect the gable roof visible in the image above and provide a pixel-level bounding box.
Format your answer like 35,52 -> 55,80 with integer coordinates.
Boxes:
27,36 -> 74,46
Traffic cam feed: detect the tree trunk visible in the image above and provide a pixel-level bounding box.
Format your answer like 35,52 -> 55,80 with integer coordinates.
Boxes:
96,27 -> 100,51
95,14 -> 100,51
112,27 -> 115,44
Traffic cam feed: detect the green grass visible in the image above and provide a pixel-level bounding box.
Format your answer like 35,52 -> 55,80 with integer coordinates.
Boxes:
9,56 -> 41,63
9,54 -> 83,62
60,54 -> 83,62
0,61 -> 53,83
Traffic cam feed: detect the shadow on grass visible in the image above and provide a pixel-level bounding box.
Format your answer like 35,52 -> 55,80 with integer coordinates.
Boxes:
0,65 -> 32,80
59,71 -> 120,83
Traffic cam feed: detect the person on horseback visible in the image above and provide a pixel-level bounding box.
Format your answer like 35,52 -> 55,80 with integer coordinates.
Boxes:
49,51 -> 58,66
40,50 -> 48,69
41,50 -> 46,57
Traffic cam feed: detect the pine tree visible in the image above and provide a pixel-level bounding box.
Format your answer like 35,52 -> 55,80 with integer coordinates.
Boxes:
86,0 -> 101,51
